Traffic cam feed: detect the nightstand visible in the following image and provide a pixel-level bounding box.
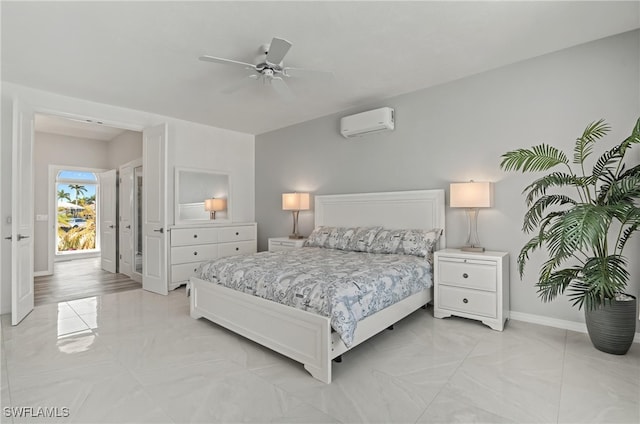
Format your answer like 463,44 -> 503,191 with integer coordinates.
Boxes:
433,248 -> 509,331
268,237 -> 307,252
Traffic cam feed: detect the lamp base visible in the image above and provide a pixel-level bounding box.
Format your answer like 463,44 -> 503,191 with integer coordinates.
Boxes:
288,234 -> 304,239
461,246 -> 485,253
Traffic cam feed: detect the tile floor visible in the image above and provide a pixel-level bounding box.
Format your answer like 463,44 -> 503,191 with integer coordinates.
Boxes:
1,288 -> 638,424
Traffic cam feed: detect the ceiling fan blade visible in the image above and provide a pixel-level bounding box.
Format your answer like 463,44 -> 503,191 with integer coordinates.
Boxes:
284,67 -> 335,80
265,37 -> 292,65
219,77 -> 253,94
199,55 -> 257,70
270,77 -> 294,100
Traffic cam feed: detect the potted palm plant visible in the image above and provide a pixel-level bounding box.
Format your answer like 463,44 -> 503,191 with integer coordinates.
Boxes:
500,117 -> 640,355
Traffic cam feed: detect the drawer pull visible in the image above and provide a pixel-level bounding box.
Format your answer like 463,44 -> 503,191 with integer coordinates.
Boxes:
463,273 -> 469,279
463,298 -> 469,304
194,267 -> 197,272
235,247 -> 239,251
235,232 -> 239,236
193,234 -> 198,238
193,251 -> 198,256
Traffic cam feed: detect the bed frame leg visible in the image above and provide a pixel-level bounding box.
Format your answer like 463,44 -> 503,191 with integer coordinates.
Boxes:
387,325 -> 394,330
421,304 -> 427,310
333,355 -> 342,363
304,362 -> 332,384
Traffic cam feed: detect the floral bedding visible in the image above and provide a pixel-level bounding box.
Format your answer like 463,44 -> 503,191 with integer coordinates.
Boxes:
196,247 -> 433,347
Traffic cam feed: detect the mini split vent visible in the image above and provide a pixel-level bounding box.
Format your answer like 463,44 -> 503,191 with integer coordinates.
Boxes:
340,107 -> 395,138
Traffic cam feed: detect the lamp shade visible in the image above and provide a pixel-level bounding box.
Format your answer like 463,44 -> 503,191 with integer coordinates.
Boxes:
204,198 -> 227,212
282,192 -> 310,211
450,182 -> 493,208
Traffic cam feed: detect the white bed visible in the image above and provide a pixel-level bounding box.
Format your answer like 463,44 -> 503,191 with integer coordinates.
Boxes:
189,189 -> 446,383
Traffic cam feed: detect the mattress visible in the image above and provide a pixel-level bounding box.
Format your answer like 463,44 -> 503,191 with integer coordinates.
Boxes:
197,247 -> 433,347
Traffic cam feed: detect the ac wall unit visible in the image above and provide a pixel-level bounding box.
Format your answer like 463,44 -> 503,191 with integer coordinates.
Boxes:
340,107 -> 395,138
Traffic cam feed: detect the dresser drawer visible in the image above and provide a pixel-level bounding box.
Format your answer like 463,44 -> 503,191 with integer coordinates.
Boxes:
218,226 -> 255,243
438,258 -> 497,291
171,227 -> 218,246
438,285 -> 497,318
171,244 -> 218,264
171,262 -> 204,283
218,240 -> 256,258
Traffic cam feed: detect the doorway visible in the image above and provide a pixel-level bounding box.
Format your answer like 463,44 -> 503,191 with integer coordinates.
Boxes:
33,113 -> 143,303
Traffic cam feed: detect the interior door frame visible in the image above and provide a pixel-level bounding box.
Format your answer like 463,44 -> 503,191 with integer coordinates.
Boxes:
11,101 -> 168,324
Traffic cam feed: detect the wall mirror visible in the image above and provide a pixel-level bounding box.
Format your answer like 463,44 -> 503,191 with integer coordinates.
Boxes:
175,167 -> 231,225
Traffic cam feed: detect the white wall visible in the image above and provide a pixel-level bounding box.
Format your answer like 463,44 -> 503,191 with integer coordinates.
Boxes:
107,130 -> 142,169
255,31 -> 640,330
33,132 -> 110,273
0,82 -> 255,314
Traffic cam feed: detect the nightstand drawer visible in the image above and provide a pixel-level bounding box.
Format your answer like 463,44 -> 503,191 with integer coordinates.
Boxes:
438,258 -> 497,291
171,244 -> 218,264
438,285 -> 497,318
218,240 -> 256,257
269,238 -> 306,251
218,226 -> 255,243
171,262 -> 204,283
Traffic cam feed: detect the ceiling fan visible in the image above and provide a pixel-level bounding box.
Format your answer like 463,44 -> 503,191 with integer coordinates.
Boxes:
199,37 -> 332,98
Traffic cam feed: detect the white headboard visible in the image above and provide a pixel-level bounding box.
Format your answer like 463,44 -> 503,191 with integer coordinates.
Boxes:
314,189 -> 446,248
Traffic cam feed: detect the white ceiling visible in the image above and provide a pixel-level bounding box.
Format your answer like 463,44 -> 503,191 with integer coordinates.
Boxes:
34,114 -> 128,141
3,1 -> 639,136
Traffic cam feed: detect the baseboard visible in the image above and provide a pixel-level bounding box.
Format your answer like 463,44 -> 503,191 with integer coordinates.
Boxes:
510,311 -> 640,344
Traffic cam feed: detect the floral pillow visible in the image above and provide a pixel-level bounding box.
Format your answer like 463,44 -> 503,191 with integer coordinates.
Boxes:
397,228 -> 442,260
324,227 -> 358,250
304,226 -> 333,247
368,229 -> 404,254
369,228 -> 442,259
346,227 -> 383,252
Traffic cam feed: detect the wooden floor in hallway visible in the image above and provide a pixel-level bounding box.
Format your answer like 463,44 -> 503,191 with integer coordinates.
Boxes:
34,257 -> 141,306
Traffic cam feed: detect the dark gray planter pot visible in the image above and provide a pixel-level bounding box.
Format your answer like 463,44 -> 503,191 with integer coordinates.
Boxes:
585,295 -> 637,355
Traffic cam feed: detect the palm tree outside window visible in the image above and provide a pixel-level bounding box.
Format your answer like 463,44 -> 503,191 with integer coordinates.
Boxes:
56,170 -> 98,254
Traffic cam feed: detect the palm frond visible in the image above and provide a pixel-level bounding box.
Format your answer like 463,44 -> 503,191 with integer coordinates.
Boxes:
536,267 -> 581,303
522,172 -> 585,206
522,194 -> 576,233
600,173 -> 640,205
500,144 -> 569,173
617,207 -> 640,251
618,117 -> 640,155
517,235 -> 545,278
569,256 -> 629,310
542,205 -> 611,262
592,145 -> 622,181
573,119 -> 610,165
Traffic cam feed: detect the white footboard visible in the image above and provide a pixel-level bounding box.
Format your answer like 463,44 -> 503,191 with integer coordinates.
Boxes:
190,277 -> 333,383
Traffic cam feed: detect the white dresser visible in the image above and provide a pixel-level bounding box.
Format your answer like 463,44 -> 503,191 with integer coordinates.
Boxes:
169,223 -> 257,290
433,248 -> 509,331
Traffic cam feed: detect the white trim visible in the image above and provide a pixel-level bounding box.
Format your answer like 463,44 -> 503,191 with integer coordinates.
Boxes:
50,164 -> 106,266
510,311 -> 640,343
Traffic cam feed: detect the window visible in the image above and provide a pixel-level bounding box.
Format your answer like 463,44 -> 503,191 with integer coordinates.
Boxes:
56,170 -> 98,254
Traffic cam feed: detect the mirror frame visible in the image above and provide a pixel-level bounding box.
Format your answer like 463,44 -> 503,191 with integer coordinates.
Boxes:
174,167 -> 231,225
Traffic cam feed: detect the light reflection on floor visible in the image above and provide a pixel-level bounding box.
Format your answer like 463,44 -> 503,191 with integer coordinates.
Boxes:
56,297 -> 98,353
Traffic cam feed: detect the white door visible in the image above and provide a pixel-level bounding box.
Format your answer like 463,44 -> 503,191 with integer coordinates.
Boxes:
142,124 -> 168,295
118,164 -> 133,277
11,101 -> 35,325
99,169 -> 117,273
